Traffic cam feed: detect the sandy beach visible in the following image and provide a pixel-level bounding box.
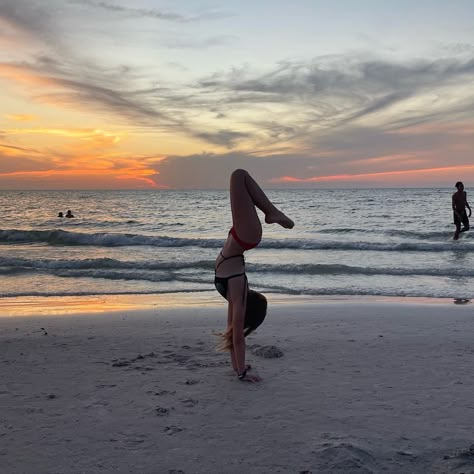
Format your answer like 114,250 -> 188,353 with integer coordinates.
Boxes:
1,296 -> 474,474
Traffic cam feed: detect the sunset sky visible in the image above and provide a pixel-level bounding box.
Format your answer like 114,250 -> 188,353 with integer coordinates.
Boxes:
1,0 -> 474,189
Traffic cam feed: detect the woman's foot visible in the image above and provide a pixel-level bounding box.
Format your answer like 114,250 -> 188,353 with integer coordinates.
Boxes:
265,210 -> 294,229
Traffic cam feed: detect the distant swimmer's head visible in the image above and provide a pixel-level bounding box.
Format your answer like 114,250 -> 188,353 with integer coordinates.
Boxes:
455,181 -> 464,190
58,212 -> 63,217
244,290 -> 267,337
65,210 -> 74,218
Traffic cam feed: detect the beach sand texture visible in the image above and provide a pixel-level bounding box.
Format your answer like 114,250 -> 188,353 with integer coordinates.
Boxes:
1,299 -> 474,473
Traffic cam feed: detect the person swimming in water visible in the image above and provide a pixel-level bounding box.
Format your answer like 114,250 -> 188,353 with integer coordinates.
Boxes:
65,210 -> 74,218
452,182 -> 471,240
214,169 -> 294,382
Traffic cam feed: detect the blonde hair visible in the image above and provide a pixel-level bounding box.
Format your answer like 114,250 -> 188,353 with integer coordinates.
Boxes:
216,327 -> 233,352
215,290 -> 267,351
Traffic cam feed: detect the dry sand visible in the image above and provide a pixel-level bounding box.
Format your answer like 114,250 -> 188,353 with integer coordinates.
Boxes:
1,296 -> 474,473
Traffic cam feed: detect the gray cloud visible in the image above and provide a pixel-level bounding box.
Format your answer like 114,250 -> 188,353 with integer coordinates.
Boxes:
0,0 -> 58,44
70,0 -> 188,22
196,55 -> 474,133
152,152 -> 317,189
5,55 -> 185,130
152,117 -> 474,188
163,35 -> 234,50
193,130 -> 251,148
68,0 -> 228,23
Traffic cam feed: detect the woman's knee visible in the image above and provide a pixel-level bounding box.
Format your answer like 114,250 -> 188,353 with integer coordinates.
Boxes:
230,169 -> 248,183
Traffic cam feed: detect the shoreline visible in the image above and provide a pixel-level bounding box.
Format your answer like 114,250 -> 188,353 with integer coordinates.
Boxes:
0,291 -> 471,317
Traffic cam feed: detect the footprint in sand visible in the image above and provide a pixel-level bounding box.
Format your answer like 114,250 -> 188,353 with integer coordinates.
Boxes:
251,345 -> 284,358
155,406 -> 171,416
164,353 -> 191,364
120,433 -> 148,449
164,426 -> 184,436
180,398 -> 198,408
439,444 -> 474,471
111,360 -> 130,367
312,443 -> 379,473
151,389 -> 176,396
183,379 -> 199,385
111,352 -> 157,368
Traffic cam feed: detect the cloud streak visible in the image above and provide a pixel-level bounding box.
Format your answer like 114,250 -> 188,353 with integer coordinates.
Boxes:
69,0 -> 228,23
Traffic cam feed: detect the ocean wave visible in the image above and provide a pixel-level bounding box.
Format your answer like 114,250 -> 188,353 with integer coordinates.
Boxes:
252,263 -> 474,277
319,227 -> 453,241
0,256 -> 213,271
0,229 -> 220,248
2,256 -> 473,279
1,228 -> 472,251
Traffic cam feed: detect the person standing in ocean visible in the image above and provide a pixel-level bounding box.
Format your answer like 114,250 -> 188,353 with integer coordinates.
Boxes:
214,169 -> 294,383
452,181 -> 471,240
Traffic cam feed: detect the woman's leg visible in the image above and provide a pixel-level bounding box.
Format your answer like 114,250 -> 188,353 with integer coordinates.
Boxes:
230,169 -> 294,243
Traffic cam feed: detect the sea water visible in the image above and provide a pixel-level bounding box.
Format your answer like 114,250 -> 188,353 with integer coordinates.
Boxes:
0,188 -> 472,301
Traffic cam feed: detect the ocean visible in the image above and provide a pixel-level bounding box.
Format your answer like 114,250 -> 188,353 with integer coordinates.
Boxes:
0,188 -> 473,302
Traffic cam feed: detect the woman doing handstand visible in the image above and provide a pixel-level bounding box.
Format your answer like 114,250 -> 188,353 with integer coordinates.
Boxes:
215,169 -> 294,382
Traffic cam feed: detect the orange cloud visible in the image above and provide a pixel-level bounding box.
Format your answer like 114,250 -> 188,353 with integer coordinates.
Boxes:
0,167 -> 163,188
395,121 -> 474,137
0,143 -> 42,157
272,164 -> 474,183
0,63 -> 61,88
6,127 -> 124,157
7,127 -> 122,140
6,114 -> 38,122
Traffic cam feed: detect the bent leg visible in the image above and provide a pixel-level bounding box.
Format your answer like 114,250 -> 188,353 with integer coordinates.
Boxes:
230,169 -> 294,243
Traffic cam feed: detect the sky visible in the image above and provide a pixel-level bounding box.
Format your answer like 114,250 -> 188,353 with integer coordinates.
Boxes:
1,0 -> 474,189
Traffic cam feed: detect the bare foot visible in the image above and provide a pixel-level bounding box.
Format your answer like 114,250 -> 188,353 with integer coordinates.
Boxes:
265,210 -> 294,229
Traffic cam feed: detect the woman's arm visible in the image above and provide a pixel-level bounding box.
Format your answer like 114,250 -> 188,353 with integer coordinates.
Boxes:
227,278 -> 260,382
231,299 -> 246,375
227,302 -> 238,371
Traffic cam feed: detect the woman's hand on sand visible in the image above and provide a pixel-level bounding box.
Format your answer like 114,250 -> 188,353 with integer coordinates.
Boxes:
240,373 -> 261,383
236,365 -> 261,382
